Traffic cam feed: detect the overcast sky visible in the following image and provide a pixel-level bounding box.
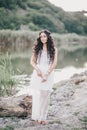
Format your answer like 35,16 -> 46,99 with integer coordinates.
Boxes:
48,0 -> 87,11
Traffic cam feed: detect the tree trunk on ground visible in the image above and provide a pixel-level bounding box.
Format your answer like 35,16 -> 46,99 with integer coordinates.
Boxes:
0,95 -> 32,117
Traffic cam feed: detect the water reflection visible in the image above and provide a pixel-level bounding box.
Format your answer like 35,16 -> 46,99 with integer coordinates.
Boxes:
0,44 -> 87,75
58,46 -> 87,68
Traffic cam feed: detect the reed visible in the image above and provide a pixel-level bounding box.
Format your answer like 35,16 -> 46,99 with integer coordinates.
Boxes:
0,52 -> 18,96
0,30 -> 87,53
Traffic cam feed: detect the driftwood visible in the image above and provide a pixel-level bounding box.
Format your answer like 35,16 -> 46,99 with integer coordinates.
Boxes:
0,95 -> 32,117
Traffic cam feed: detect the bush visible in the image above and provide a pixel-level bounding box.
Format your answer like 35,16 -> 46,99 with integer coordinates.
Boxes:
27,1 -> 43,10
0,0 -> 17,9
0,8 -> 21,30
28,22 -> 39,31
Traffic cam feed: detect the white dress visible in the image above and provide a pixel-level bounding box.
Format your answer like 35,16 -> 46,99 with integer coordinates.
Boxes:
30,50 -> 54,121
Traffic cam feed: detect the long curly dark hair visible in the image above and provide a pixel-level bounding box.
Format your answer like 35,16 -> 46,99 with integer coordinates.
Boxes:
33,29 -> 55,64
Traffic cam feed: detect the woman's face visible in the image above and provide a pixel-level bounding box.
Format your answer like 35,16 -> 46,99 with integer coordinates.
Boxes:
40,32 -> 48,44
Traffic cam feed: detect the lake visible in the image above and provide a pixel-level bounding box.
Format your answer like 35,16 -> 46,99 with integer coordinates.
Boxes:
0,44 -> 87,82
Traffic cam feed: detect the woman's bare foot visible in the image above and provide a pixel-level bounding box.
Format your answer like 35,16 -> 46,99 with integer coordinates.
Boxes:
38,121 -> 42,124
41,121 -> 48,125
35,120 -> 38,124
35,120 -> 42,124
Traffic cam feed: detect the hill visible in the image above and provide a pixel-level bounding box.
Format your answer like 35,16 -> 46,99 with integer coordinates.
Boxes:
0,0 -> 87,34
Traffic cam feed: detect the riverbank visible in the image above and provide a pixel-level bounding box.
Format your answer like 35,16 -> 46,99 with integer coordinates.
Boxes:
0,69 -> 87,130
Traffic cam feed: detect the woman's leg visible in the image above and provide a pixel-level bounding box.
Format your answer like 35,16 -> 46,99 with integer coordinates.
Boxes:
38,90 -> 50,123
31,90 -> 40,121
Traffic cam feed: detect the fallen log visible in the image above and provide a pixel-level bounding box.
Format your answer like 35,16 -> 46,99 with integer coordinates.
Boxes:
0,95 -> 32,117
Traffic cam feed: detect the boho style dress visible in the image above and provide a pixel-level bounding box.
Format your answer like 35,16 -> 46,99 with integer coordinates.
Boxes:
30,50 -> 54,121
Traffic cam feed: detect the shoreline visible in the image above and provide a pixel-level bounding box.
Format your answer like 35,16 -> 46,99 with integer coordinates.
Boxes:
0,69 -> 87,130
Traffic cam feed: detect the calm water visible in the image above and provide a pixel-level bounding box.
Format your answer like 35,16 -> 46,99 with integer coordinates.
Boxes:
0,44 -> 87,76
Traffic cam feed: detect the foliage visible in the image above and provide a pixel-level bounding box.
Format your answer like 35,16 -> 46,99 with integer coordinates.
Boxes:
0,0 -> 17,9
0,125 -> 14,130
0,8 -> 21,29
80,116 -> 87,130
0,0 -> 28,9
0,53 -> 18,96
0,0 -> 87,34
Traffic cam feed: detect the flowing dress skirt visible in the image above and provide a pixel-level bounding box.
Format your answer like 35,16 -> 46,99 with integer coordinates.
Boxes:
30,63 -> 54,121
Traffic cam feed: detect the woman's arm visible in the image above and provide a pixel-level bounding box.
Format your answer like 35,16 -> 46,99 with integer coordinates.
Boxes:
30,52 -> 38,71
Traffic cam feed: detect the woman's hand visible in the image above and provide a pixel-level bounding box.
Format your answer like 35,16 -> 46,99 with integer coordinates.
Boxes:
36,69 -> 43,78
41,74 -> 49,82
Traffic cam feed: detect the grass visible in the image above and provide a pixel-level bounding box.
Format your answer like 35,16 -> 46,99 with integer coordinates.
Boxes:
0,52 -> 18,97
0,30 -> 87,54
0,125 -> 14,130
79,116 -> 87,130
71,116 -> 87,130
73,112 -> 80,116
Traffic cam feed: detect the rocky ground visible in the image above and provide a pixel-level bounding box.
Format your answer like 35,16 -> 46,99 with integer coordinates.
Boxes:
0,71 -> 87,130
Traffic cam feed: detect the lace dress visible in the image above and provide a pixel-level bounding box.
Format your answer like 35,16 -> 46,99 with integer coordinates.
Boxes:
30,50 -> 54,121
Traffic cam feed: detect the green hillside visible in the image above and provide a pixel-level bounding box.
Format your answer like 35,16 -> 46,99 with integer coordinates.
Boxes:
0,0 -> 87,34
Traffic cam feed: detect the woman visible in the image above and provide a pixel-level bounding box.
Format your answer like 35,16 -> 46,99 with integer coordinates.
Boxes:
30,29 -> 57,125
